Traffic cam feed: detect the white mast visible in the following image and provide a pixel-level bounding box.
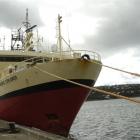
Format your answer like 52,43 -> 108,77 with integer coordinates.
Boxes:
58,14 -> 62,59
25,8 -> 30,29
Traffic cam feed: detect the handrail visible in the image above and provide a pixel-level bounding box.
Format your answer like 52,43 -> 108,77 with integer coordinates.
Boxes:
0,49 -> 101,61
72,50 -> 101,61
0,49 -> 101,79
44,49 -> 101,61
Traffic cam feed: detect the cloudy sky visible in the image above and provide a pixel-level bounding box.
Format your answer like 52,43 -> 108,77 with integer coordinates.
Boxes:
0,0 -> 140,85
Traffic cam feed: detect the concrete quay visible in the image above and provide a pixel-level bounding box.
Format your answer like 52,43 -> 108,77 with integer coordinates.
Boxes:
0,120 -> 69,140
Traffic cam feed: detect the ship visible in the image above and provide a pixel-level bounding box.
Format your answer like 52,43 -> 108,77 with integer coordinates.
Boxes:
0,9 -> 102,137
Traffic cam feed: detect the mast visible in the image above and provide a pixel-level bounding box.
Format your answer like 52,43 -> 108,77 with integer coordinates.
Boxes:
11,8 -> 31,50
58,14 -> 62,59
3,36 -> 5,50
25,8 -> 30,30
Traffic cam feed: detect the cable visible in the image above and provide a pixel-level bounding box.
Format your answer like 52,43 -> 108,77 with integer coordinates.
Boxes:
34,66 -> 140,105
91,60 -> 140,77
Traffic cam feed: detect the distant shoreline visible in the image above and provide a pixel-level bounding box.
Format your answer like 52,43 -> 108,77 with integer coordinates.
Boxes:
87,84 -> 140,101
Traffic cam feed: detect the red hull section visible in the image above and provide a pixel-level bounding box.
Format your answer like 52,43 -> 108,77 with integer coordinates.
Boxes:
0,86 -> 90,136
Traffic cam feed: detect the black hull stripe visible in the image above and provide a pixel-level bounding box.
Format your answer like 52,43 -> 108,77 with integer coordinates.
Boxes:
0,79 -> 95,100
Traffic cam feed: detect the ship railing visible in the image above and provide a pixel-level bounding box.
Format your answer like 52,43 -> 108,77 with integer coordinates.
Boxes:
46,50 -> 101,61
0,50 -> 101,78
71,50 -> 101,61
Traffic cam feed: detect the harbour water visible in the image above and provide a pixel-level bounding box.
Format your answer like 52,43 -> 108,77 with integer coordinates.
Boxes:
70,98 -> 140,140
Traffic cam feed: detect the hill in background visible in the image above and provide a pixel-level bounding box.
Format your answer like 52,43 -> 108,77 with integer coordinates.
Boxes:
87,84 -> 140,101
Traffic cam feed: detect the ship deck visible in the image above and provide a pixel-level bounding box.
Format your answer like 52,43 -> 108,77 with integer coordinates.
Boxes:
0,120 -> 69,140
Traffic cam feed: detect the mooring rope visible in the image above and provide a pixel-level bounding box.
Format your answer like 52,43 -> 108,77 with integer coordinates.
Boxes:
34,66 -> 140,105
92,60 -> 140,77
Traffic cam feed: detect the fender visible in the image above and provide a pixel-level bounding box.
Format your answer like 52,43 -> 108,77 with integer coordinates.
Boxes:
81,54 -> 90,60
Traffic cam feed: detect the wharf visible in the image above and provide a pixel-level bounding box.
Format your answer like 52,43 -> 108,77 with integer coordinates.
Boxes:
0,120 -> 69,140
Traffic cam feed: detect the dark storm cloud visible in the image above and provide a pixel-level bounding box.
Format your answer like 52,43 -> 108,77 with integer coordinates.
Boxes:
0,0 -> 43,28
76,0 -> 140,57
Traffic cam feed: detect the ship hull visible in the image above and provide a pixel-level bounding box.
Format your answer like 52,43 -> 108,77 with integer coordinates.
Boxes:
0,59 -> 102,137
0,79 -> 94,136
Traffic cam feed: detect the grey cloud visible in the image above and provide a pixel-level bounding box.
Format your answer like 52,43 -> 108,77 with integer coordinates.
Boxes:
76,0 -> 140,58
0,0 -> 43,28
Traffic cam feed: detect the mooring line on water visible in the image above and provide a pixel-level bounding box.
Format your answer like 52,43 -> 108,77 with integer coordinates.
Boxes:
34,66 -> 140,105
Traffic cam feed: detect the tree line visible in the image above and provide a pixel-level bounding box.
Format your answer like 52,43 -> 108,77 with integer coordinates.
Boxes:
87,84 -> 140,101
